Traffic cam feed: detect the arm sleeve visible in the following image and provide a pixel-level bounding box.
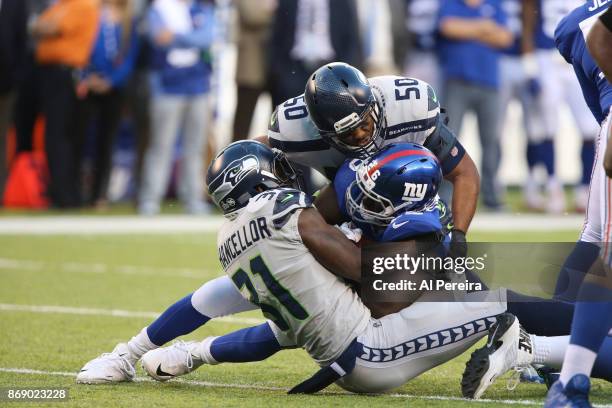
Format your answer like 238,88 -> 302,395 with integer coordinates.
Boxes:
423,123 -> 466,175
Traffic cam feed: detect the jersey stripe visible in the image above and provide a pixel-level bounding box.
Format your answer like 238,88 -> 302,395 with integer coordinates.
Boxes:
367,149 -> 437,176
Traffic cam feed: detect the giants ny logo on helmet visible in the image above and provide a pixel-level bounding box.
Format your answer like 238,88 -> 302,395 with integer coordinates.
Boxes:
402,182 -> 428,203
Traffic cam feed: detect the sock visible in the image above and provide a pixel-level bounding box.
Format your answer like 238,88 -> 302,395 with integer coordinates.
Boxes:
207,323 -> 282,363
580,140 -> 595,185
559,344 -> 598,386
126,327 -> 158,365
553,241 -> 599,302
539,139 -> 555,176
506,290 -> 574,336
559,283 -> 612,385
526,142 -> 539,169
532,336 -> 612,382
531,335 -> 569,367
146,293 -> 210,346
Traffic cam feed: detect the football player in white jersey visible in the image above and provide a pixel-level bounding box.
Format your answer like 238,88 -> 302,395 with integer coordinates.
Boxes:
140,140 -> 507,393
76,63 -> 480,384
138,141 -> 612,395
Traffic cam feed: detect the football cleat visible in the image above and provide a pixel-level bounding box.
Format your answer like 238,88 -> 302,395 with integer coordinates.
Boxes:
461,313 -> 534,399
141,340 -> 203,381
544,375 -> 592,408
76,343 -> 136,384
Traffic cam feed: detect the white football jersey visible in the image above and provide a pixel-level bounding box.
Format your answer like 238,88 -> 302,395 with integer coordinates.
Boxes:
216,188 -> 371,366
268,76 -> 442,179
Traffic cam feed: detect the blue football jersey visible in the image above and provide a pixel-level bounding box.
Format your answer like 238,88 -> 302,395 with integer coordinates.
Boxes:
555,1 -> 612,124
333,158 -> 449,242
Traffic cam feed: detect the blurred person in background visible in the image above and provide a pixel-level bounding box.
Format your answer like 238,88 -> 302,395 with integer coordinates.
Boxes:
267,0 -> 362,194
0,0 -> 28,199
138,0 -> 215,215
33,0 -> 100,208
124,0 -> 152,202
267,0 -> 362,107
74,0 -> 140,209
520,0 -> 599,214
403,0 -> 441,92
12,0 -> 52,157
356,0 -> 396,76
438,0 -> 513,211
231,0 -> 276,142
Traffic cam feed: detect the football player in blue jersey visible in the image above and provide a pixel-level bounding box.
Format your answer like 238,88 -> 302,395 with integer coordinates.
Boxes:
535,2 -> 612,406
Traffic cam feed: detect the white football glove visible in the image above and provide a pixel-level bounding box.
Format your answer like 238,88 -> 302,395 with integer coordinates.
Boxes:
335,222 -> 363,244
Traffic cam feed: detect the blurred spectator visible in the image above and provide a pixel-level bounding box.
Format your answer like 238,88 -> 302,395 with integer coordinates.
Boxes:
403,0 -> 441,91
438,0 -> 512,210
33,0 -> 100,208
138,0 -> 215,215
74,0 -> 140,208
13,0 -> 52,156
231,0 -> 276,142
0,0 -> 28,198
268,0 -> 362,106
356,0 -> 396,76
126,0 -> 152,201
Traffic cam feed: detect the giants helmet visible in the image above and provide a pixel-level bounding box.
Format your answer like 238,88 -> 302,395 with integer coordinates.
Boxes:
346,143 -> 442,228
304,62 -> 385,158
207,141 -> 301,218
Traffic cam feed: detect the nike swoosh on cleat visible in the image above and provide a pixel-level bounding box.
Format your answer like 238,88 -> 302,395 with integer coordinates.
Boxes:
79,369 -> 87,372
156,364 -> 174,377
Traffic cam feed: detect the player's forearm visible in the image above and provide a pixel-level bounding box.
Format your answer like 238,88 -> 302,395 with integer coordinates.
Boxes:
481,28 -> 514,49
587,19 -> 612,83
446,154 -> 479,233
298,208 -> 361,282
439,18 -> 485,41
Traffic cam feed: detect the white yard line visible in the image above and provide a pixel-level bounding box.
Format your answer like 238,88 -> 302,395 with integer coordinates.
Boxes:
0,303 -> 264,326
2,367 -> 610,406
0,258 -> 208,279
0,213 -> 584,234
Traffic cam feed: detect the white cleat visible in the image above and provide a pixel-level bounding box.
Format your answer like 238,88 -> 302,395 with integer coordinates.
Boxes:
141,340 -> 203,382
76,343 -> 136,384
461,313 -> 534,399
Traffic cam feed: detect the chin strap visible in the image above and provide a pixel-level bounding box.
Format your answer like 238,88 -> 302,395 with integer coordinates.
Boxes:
287,339 -> 362,394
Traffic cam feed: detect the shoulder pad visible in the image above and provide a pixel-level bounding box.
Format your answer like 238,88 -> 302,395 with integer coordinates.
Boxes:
380,209 -> 442,242
271,189 -> 313,229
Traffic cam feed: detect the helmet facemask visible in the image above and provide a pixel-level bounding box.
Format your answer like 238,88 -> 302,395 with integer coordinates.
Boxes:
346,162 -> 438,228
320,98 -> 386,159
270,148 -> 304,191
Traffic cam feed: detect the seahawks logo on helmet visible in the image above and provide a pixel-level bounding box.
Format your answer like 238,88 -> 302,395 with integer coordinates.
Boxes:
210,155 -> 260,205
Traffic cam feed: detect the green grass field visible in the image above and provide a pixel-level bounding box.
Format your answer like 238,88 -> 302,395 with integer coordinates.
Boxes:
0,229 -> 610,407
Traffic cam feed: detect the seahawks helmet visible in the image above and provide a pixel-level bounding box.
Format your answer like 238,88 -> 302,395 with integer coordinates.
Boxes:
207,140 -> 300,218
346,143 -> 442,228
304,62 -> 385,158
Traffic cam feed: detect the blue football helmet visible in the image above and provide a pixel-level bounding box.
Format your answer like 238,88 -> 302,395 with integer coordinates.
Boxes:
207,140 -> 300,218
346,143 -> 442,228
304,62 -> 385,158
